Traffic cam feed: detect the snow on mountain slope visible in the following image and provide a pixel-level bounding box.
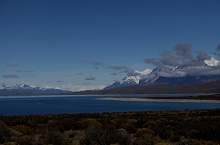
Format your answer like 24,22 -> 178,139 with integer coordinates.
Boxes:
204,57 -> 220,66
139,68 -> 160,86
104,69 -> 152,90
8,84 -> 39,90
123,69 -> 152,84
123,76 -> 141,84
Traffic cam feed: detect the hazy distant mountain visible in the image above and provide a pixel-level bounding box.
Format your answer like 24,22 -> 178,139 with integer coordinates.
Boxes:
0,84 -> 71,96
104,57 -> 220,89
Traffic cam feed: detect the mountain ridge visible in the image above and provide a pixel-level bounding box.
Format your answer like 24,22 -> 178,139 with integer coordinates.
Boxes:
104,57 -> 220,89
0,84 -> 71,96
67,80 -> 220,95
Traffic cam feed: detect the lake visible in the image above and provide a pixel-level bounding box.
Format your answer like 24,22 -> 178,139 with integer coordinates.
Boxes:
0,95 -> 220,116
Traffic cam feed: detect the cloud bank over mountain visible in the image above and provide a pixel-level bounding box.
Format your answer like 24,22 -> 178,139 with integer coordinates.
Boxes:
104,44 -> 220,90
144,44 -> 220,77
145,44 -> 210,67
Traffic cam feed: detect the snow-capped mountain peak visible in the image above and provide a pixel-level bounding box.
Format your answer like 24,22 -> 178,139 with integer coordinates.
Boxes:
104,69 -> 152,90
204,57 -> 220,66
123,76 -> 141,84
122,69 -> 152,84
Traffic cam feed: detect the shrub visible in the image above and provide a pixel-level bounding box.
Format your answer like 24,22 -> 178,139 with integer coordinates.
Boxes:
12,125 -> 33,135
16,135 -> 34,145
136,128 -> 155,137
133,134 -> 160,145
0,121 -> 12,143
42,131 -> 70,145
82,124 -> 120,145
79,119 -> 103,129
186,129 -> 199,139
121,119 -> 138,133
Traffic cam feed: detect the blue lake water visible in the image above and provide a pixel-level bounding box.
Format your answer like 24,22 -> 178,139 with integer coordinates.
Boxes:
0,95 -> 220,116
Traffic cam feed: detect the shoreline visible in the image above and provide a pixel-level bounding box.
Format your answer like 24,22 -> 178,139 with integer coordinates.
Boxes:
97,97 -> 220,103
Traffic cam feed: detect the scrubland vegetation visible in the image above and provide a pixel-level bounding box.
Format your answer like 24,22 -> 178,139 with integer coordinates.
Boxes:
0,109 -> 220,145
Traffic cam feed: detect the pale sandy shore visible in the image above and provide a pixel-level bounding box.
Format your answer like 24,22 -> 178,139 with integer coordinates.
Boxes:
97,97 -> 220,103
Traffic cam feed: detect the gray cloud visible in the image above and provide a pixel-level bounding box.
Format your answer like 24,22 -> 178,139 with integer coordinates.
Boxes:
88,61 -> 132,74
217,44 -> 220,51
181,67 -> 220,76
161,51 -> 179,66
145,44 -> 211,67
172,44 -> 194,66
2,83 -> 6,88
108,65 -> 129,71
76,73 -> 83,75
25,70 -> 33,73
89,61 -> 103,66
7,63 -> 19,67
197,51 -> 211,61
87,61 -> 104,70
126,70 -> 144,76
85,76 -> 96,81
2,74 -> 19,78
56,80 -> 63,83
16,70 -> 34,73
144,58 -> 162,67
108,65 -> 133,76
159,69 -> 186,77
174,44 -> 192,60
16,70 -> 23,72
159,66 -> 220,77
110,73 -> 117,76
143,43 -> 220,77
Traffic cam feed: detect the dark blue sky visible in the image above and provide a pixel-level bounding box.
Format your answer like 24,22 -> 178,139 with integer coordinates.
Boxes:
1,0 -> 220,91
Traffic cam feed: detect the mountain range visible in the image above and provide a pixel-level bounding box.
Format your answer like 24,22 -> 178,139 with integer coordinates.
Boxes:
104,57 -> 220,90
1,57 -> 220,96
0,84 -> 71,96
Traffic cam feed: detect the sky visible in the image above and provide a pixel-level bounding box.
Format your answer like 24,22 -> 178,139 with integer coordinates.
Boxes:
0,0 -> 220,91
